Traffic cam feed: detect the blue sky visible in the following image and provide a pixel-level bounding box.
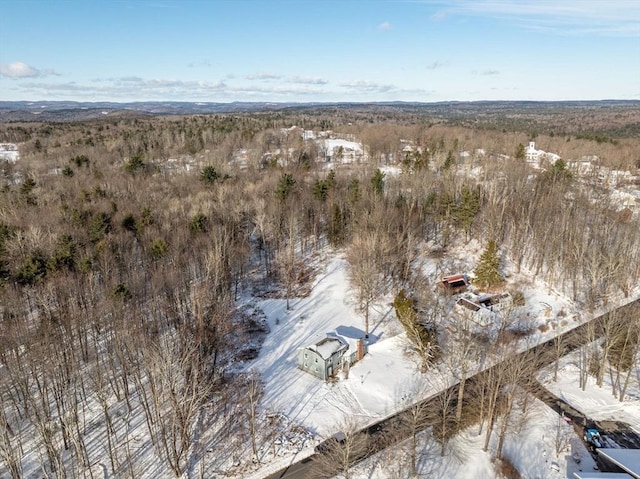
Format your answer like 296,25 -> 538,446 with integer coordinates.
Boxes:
1,0 -> 639,102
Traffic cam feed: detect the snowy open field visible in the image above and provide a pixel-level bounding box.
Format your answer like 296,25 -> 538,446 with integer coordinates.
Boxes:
236,246 -> 640,478
246,256 -> 424,437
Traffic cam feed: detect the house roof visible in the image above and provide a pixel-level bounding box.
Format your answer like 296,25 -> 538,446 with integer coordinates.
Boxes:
323,138 -> 363,155
310,337 -> 348,360
573,473 -> 633,479
440,274 -> 469,290
457,297 -> 481,312
443,274 -> 467,284
597,449 -> 640,479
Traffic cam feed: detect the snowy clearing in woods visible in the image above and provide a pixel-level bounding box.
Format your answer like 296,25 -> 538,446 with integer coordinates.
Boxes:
237,244 -> 640,478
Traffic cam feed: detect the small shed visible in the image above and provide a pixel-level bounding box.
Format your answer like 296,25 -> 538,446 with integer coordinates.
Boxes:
439,274 -> 470,294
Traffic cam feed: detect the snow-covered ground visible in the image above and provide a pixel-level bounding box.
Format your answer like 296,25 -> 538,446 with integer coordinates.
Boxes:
237,245 -> 640,478
347,331 -> 640,479
246,256 -> 424,438
540,350 -> 640,435
7,248 -> 633,479
245,251 -> 574,441
6,217 -> 637,478
347,336 -> 640,479
348,394 -> 600,479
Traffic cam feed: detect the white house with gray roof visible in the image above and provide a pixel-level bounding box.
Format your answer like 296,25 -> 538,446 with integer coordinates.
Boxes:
297,334 -> 366,380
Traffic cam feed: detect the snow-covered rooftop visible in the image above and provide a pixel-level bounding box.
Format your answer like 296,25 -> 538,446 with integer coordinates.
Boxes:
323,138 -> 363,154
310,336 -> 347,359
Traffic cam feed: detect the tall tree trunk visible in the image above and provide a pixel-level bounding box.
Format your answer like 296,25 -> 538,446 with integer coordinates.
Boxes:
456,376 -> 466,424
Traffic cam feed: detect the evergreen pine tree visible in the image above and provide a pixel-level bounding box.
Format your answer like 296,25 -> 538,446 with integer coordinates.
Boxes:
473,240 -> 504,288
326,169 -> 336,189
370,169 -> 385,196
393,289 -> 416,327
125,152 -> 145,174
313,179 -> 329,202
349,178 -> 361,204
454,186 -> 480,239
275,173 -> 296,202
443,150 -> 455,170
393,290 -> 439,372
549,158 -> 572,181
328,203 -> 345,246
200,165 -> 219,185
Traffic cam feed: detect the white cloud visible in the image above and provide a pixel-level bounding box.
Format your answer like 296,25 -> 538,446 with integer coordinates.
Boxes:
0,62 -> 59,79
14,76 -> 332,101
120,76 -> 146,82
229,84 -> 324,96
378,21 -> 392,31
245,71 -> 282,81
10,75 -> 435,102
340,80 -> 396,93
431,0 -> 640,36
7,76 -> 447,101
19,77 -> 228,99
290,76 -> 328,85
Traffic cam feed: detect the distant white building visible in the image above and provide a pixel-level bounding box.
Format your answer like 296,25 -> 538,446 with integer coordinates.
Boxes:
323,138 -> 364,164
280,125 -> 301,136
568,157 -> 598,177
525,141 -> 560,168
0,143 -> 19,163
525,141 -> 539,161
610,189 -> 639,213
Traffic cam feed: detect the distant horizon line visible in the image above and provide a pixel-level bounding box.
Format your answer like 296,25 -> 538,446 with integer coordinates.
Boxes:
2,98 -> 639,105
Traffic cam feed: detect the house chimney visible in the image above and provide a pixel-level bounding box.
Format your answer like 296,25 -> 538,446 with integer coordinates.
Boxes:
357,338 -> 365,361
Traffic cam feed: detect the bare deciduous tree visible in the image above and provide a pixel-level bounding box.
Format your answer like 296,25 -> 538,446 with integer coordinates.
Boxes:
396,384 -> 435,477
426,374 -> 457,457
311,418 -> 370,479
141,335 -> 214,477
347,231 -> 389,337
494,348 -> 539,460
245,371 -> 264,463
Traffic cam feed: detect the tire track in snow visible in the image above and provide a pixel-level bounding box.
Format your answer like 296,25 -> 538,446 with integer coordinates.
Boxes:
323,383 -> 375,420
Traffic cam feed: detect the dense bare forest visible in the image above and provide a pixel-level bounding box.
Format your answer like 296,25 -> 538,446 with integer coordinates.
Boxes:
0,104 -> 639,478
